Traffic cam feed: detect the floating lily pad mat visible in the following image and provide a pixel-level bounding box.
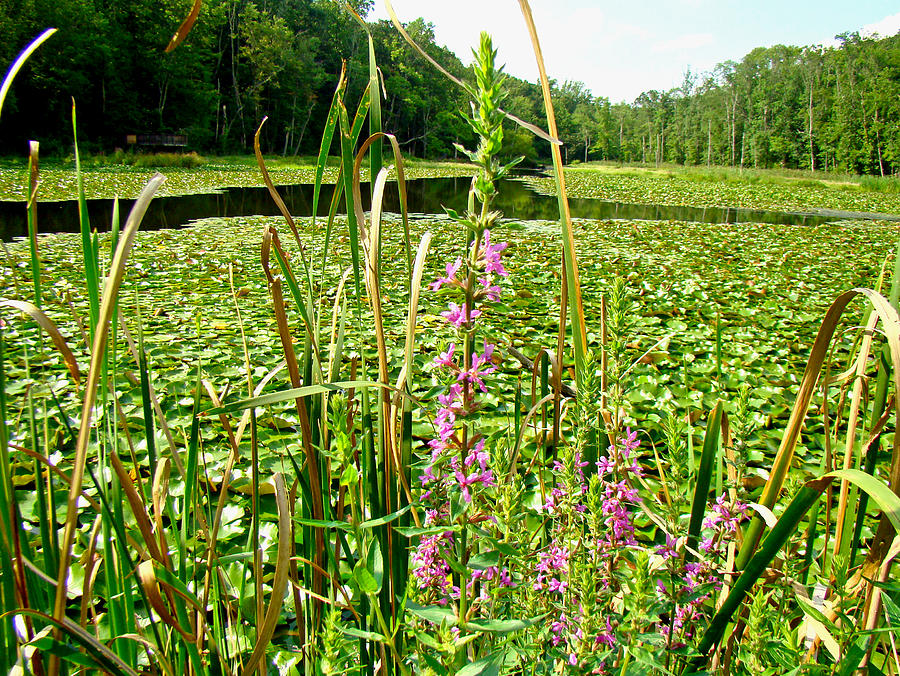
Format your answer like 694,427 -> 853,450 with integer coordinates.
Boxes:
522,168 -> 900,215
0,161 -> 476,202
1,214 -> 896,476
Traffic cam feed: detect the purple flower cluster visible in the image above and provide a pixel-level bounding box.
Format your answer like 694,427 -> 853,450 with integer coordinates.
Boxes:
656,492 -> 750,644
533,545 -> 570,594
594,429 -> 644,552
412,227 -> 510,600
466,565 -> 515,601
412,530 -> 455,603
596,427 -> 644,478
530,431 -> 648,668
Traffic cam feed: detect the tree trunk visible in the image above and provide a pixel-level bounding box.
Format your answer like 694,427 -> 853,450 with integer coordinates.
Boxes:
808,84 -> 815,171
740,130 -> 746,171
292,106 -> 313,156
875,110 -> 885,177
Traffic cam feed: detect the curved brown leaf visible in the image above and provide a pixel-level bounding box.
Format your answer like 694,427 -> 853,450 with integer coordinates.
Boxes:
0,299 -> 80,384
165,0 -> 202,53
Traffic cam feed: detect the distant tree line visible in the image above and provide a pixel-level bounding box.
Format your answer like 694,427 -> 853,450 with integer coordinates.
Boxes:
1,0 -> 899,175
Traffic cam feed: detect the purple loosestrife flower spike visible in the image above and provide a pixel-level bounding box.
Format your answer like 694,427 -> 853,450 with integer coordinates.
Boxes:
430,257 -> 463,291
441,302 -> 482,329
478,230 -> 508,276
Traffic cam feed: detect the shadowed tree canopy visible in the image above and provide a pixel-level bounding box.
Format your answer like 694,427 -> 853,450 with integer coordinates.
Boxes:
0,1 -> 898,175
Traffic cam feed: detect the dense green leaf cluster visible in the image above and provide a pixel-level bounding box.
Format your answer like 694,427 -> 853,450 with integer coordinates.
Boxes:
2,3 -> 900,177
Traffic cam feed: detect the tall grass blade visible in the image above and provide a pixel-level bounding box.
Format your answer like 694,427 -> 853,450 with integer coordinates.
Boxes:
313,62 -> 347,233
50,174 -> 165,673
343,4 -> 383,202
516,0 -> 588,387
0,29 -> 56,121
165,0 -> 202,52
26,141 -> 40,305
686,401 -> 722,563
737,287 -> 900,569
72,102 -> 100,337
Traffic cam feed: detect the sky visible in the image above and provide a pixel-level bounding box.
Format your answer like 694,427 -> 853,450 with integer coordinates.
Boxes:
368,1 -> 900,104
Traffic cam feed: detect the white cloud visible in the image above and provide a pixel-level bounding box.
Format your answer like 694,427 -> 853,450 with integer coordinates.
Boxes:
862,11 -> 900,38
651,32 -> 714,53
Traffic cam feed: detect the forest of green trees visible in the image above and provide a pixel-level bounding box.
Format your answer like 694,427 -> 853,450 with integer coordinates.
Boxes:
1,0 -> 899,175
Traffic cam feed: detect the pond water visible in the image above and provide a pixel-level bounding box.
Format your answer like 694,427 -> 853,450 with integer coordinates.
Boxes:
0,177 -> 891,241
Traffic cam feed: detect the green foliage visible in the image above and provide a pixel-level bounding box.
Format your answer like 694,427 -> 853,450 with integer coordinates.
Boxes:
4,10 -> 900,676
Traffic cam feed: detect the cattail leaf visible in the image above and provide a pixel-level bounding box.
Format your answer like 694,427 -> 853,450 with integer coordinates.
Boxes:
240,473 -> 292,676
0,29 -> 56,122
686,401 -> 723,562
164,0 -> 202,52
0,300 -> 80,384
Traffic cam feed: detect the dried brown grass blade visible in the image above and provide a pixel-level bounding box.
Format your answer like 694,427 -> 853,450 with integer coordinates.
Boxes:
165,0 -> 202,52
517,0 -> 588,375
109,451 -> 165,563
50,173 -> 165,664
137,561 -> 199,642
833,311 -> 879,557
254,116 -> 303,248
260,221 -> 325,608
240,474 -> 292,676
737,288 -> 900,568
0,299 -> 80,384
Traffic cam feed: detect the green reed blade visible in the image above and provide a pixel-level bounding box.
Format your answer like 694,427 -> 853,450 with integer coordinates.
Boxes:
72,102 -> 100,338
134,302 -> 158,473
0,326 -> 18,673
180,361 -> 202,583
24,352 -> 51,608
852,244 -> 900,566
272,245 -> 319,361
694,469 -> 900,669
26,141 -> 40,306
737,287 -> 900,569
50,174 -> 165,664
343,4 -> 382,197
686,401 -> 722,563
321,84 -> 370,276
692,477 -> 829,669
313,66 -> 347,231
350,85 -> 372,148
339,101 -> 362,304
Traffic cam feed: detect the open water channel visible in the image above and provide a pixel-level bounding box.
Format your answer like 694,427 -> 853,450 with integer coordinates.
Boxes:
1,176 -> 896,241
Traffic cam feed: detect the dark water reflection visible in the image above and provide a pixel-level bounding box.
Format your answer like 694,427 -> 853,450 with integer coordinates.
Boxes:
0,177 -> 888,241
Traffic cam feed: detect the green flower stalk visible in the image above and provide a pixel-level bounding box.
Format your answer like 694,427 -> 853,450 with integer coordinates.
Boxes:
454,32 -> 522,220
